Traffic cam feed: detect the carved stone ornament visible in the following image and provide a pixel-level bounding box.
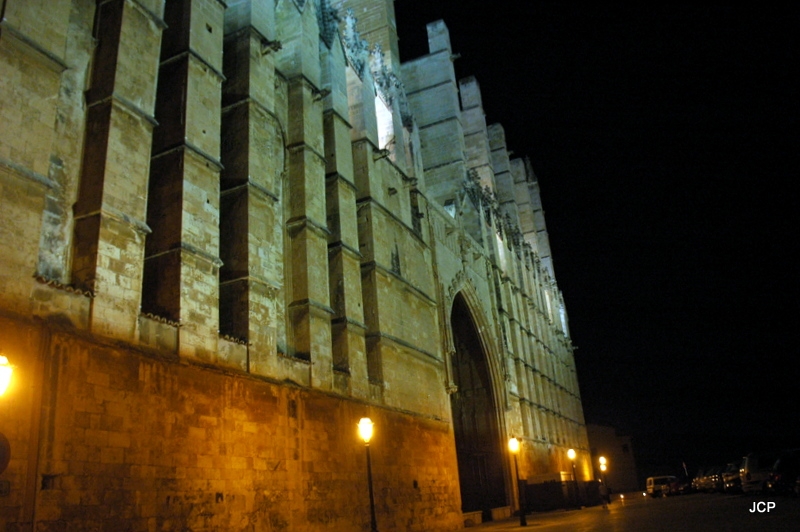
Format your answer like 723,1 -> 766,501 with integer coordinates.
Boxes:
317,0 -> 340,48
343,9 -> 369,79
463,172 -> 499,226
370,44 -> 414,128
446,269 -> 469,309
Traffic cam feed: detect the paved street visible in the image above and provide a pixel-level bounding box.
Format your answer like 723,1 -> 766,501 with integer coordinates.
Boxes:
473,493 -> 800,532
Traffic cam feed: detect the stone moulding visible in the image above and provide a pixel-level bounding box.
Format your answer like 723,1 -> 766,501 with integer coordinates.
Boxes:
360,260 -> 436,307
0,156 -> 57,191
160,49 -> 226,83
85,93 -> 159,127
219,332 -> 249,345
128,0 -> 168,30
140,312 -> 180,327
365,330 -> 441,363
0,20 -> 68,72
33,274 -> 95,299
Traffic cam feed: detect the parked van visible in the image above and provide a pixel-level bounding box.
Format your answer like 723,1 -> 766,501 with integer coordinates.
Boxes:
646,476 -> 676,497
740,452 -> 778,494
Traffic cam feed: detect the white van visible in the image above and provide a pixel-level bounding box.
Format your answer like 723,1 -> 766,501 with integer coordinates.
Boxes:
646,476 -> 676,497
740,452 -> 778,494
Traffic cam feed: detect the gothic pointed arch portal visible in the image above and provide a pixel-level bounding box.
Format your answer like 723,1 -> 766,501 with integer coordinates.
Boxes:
450,292 -> 507,518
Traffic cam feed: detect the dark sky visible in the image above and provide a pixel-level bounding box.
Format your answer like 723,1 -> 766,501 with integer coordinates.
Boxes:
394,2 -> 798,475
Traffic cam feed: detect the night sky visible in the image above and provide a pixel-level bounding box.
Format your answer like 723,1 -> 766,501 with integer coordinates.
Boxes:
393,2 -> 798,476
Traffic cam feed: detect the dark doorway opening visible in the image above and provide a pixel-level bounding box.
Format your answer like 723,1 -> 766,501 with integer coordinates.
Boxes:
450,294 -> 507,519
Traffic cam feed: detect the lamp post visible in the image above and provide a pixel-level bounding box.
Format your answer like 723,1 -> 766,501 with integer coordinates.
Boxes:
358,417 -> 379,532
567,448 -> 579,508
599,456 -> 609,508
508,437 -> 528,526
0,355 -> 13,396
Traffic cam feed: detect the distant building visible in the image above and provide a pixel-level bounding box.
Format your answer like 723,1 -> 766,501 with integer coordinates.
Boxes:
0,0 -> 587,529
587,424 -> 640,492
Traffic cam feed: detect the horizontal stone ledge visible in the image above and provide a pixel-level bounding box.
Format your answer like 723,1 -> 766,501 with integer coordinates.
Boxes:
86,93 -> 159,127
330,316 -> 367,331
221,96 -> 281,130
33,274 -> 95,299
144,242 -> 223,268
365,331 -> 442,363
219,275 -> 281,297
127,0 -> 168,30
151,142 -> 224,171
0,156 -> 57,191
0,20 -> 68,72
73,203 -> 152,235
285,215 -> 331,237
284,141 -> 326,163
327,241 -> 362,260
220,180 -> 280,203
324,171 -> 358,192
355,196 -> 427,246
359,261 -> 437,307
404,76 -> 454,98
159,49 -> 226,82
287,298 -> 335,316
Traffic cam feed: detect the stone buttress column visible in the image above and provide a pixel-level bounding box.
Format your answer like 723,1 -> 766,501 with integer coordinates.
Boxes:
321,20 -> 369,398
275,1 -> 333,389
71,0 -> 166,339
142,0 -> 226,360
220,1 -> 285,375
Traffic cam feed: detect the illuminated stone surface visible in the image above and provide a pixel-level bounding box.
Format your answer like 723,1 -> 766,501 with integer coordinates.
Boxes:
0,1 -> 588,529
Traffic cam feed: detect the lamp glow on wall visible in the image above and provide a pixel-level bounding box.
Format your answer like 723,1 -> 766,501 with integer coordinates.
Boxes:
0,355 -> 13,396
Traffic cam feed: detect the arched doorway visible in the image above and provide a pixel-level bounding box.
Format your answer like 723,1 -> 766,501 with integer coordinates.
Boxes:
450,293 -> 507,519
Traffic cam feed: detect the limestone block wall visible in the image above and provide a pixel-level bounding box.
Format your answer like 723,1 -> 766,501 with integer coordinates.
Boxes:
320,26 -> 370,399
460,76 -> 495,191
0,317 -> 463,531
0,0 -> 73,315
401,22 -> 465,206
219,3 -> 286,378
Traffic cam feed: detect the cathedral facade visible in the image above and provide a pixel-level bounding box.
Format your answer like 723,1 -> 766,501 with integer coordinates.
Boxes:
0,0 -> 589,529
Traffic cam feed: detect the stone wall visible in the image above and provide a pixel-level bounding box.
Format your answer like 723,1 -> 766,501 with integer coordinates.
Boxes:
0,317 -> 462,531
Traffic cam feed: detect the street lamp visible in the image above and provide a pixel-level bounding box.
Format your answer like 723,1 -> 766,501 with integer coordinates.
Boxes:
599,456 -> 609,508
0,355 -> 13,396
508,437 -> 528,526
567,448 -> 579,508
358,417 -> 379,532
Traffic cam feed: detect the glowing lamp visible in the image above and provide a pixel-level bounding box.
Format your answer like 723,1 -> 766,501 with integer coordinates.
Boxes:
567,448 -> 576,461
0,356 -> 13,396
358,417 -> 374,444
508,437 -> 520,453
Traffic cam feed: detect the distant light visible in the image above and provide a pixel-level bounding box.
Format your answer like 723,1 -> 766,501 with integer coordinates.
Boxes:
599,456 -> 607,466
600,464 -> 607,472
0,356 -> 13,396
567,448 -> 576,460
358,417 -> 374,444
508,437 -> 520,453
